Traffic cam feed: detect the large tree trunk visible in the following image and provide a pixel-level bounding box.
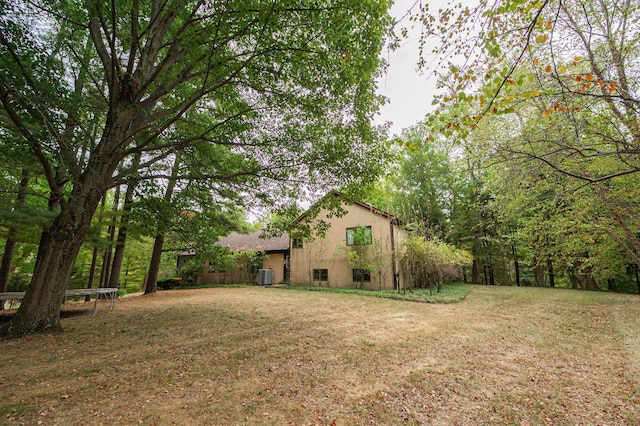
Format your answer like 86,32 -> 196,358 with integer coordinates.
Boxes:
471,259 -> 482,283
568,262 -> 600,289
533,264 -> 546,287
1,104 -> 134,336
1,190 -> 103,337
0,169 -> 30,298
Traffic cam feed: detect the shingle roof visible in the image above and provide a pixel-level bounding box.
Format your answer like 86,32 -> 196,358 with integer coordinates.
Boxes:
216,230 -> 289,253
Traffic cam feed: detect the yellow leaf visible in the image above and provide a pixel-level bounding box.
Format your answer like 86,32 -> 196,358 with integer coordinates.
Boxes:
531,91 -> 540,97
558,65 -> 567,74
585,74 -> 593,81
534,2 -> 543,9
536,35 -> 548,43
544,65 -> 552,73
507,95 -> 515,102
574,56 -> 583,62
533,58 -> 539,65
545,21 -> 552,29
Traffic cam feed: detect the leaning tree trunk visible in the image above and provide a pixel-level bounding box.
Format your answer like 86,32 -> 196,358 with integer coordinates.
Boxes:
1,185 -> 104,337
1,105 -> 133,337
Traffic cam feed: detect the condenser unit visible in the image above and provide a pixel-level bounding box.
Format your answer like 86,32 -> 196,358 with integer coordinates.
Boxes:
257,269 -> 273,286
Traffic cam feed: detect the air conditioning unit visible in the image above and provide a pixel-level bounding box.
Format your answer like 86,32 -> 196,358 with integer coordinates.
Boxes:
257,269 -> 273,286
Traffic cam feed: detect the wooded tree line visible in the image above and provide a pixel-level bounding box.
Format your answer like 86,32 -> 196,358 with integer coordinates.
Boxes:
364,0 -> 640,292
0,0 -> 393,337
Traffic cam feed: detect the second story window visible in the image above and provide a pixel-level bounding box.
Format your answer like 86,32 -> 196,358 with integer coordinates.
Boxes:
346,226 -> 372,246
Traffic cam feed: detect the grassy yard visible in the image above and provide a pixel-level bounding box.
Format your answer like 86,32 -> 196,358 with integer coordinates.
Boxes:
1,285 -> 639,425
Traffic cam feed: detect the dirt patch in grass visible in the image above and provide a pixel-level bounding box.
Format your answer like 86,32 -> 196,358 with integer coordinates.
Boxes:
1,285 -> 639,425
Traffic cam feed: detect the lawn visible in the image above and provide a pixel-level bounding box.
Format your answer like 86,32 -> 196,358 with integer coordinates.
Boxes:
1,285 -> 639,425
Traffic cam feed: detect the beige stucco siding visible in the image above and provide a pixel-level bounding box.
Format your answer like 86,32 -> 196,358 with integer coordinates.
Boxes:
262,252 -> 287,284
290,202 -> 407,290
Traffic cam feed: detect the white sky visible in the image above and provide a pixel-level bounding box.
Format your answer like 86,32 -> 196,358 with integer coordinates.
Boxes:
374,0 -> 441,137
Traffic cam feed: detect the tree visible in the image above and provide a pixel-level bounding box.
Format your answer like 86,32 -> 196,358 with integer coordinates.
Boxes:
398,233 -> 471,294
0,0 -> 393,337
416,0 -> 639,182
412,0 -> 640,287
386,123 -> 455,239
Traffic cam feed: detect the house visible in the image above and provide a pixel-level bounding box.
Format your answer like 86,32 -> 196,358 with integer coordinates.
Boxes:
196,193 -> 406,289
289,193 -> 407,290
197,230 -> 290,285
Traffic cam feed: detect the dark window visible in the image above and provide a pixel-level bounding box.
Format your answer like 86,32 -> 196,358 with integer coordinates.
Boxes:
352,269 -> 371,282
346,226 -> 372,246
292,238 -> 303,248
313,269 -> 328,281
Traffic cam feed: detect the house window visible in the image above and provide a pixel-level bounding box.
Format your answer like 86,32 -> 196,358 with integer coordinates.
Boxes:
292,238 -> 303,248
352,269 -> 371,282
346,226 -> 372,246
313,268 -> 328,281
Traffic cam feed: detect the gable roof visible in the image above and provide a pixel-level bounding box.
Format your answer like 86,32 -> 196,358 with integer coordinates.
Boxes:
216,230 -> 290,253
296,191 -> 404,225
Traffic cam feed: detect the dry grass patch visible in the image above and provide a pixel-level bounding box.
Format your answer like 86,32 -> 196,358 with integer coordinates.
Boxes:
1,285 -> 639,425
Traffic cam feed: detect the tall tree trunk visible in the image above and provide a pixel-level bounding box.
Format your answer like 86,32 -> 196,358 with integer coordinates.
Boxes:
512,243 -> 521,286
144,155 -> 181,295
85,196 -> 107,301
547,255 -> 555,288
472,259 -> 482,283
108,163 -> 139,288
0,169 -> 30,299
145,233 -> 166,295
100,185 -> 120,287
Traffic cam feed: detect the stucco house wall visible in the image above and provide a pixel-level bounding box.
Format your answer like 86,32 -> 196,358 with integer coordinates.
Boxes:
289,200 -> 407,290
261,252 -> 288,284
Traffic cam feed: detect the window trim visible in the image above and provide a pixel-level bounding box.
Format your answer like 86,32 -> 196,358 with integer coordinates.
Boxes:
292,238 -> 303,249
313,268 -> 328,281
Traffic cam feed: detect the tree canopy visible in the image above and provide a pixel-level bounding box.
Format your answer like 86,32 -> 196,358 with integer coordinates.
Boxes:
0,0 -> 394,336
